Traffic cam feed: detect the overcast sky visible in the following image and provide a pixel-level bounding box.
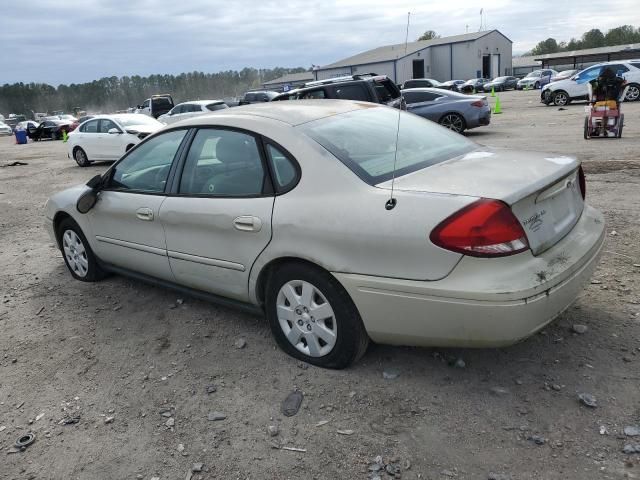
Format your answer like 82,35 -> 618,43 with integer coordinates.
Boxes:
0,0 -> 636,85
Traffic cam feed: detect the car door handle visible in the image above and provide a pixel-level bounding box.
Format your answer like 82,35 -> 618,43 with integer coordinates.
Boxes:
136,207 -> 154,221
233,215 -> 262,232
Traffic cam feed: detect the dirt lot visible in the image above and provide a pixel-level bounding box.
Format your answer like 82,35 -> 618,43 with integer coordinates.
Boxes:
1,90 -> 639,480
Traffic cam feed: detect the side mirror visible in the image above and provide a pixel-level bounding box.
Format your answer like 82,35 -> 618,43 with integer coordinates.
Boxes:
76,174 -> 103,214
108,128 -> 121,134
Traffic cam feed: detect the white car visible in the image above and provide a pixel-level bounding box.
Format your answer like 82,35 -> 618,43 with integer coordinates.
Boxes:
46,101 -> 604,368
67,114 -> 163,167
541,60 -> 640,106
158,100 -> 229,125
0,122 -> 12,136
516,69 -> 557,90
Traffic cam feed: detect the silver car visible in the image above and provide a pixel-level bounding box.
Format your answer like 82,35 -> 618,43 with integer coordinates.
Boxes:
402,88 -> 491,133
45,101 -> 605,369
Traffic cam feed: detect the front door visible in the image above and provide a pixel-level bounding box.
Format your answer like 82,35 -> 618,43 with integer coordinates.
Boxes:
98,118 -> 124,160
160,128 -> 275,301
412,59 -> 425,79
88,128 -> 189,281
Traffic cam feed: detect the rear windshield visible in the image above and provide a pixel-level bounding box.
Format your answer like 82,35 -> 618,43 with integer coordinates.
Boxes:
300,107 -> 476,185
152,97 -> 172,106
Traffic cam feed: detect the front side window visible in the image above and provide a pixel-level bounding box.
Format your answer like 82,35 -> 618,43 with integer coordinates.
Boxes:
576,67 -> 601,82
109,129 -> 187,193
99,119 -> 119,133
142,100 -> 150,108
171,105 -> 185,115
179,129 -> 266,196
300,107 -> 476,185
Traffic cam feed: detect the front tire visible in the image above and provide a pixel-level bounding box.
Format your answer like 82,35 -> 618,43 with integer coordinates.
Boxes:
74,147 -> 90,167
534,81 -> 540,89
57,218 -> 105,282
552,91 -> 569,106
265,263 -> 369,369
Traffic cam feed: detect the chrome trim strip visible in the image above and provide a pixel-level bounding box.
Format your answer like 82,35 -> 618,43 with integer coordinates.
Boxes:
95,235 -> 166,256
168,250 -> 245,272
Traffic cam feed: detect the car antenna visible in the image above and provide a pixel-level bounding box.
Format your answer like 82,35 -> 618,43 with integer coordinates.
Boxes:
385,11 -> 410,211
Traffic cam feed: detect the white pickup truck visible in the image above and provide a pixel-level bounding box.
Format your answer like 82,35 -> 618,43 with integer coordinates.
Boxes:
541,60 -> 640,106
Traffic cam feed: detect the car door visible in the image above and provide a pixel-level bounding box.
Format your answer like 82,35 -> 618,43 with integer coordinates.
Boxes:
98,118 -> 124,160
76,119 -> 100,158
570,66 -> 601,96
87,129 -> 189,281
166,104 -> 186,124
159,127 -> 275,301
405,91 -> 445,121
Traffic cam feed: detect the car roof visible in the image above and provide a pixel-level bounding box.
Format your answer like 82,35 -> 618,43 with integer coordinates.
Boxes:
176,100 -> 224,106
402,87 -> 482,98
181,100 -> 379,127
88,113 -> 156,121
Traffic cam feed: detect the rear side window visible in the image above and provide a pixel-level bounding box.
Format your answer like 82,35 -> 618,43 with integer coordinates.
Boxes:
608,64 -> 629,74
332,84 -> 370,102
300,89 -> 326,99
206,103 -> 228,111
404,91 -> 441,103
266,144 -> 298,191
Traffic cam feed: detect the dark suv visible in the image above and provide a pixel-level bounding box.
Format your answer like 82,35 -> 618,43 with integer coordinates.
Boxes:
272,74 -> 405,109
239,91 -> 279,105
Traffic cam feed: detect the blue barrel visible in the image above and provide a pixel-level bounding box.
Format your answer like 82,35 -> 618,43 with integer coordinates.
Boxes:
15,129 -> 28,144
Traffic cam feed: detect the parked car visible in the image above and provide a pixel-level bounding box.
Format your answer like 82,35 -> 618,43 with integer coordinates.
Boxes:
158,100 -> 229,125
29,119 -> 74,141
440,80 -> 466,92
541,60 -> 640,106
45,100 -> 604,369
516,69 -> 558,90
67,114 -> 163,167
550,69 -> 578,83
272,74 -> 405,109
5,114 -> 27,131
402,88 -> 490,133
238,91 -> 279,105
401,78 -> 442,89
135,94 -> 175,118
483,76 -> 518,92
0,121 -> 12,136
462,78 -> 491,93
15,120 -> 39,131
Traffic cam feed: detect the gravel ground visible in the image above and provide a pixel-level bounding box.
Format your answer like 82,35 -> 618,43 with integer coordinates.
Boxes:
1,89 -> 639,480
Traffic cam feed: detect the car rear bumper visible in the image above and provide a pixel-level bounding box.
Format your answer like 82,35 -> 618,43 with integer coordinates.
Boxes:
333,205 -> 605,348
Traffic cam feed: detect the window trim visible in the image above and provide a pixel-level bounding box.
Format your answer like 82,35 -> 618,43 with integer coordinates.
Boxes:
168,126 -> 277,199
100,127 -> 193,196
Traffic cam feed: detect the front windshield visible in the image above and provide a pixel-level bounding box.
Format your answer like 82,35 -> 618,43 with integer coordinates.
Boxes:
525,71 -> 540,78
300,107 -> 476,185
116,115 -> 162,127
494,76 -> 508,82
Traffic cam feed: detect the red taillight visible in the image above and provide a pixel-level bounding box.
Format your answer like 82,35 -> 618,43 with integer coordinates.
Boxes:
471,100 -> 485,107
430,199 -> 530,257
578,166 -> 586,200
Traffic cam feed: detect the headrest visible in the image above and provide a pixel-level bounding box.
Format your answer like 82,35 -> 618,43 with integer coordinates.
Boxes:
216,134 -> 255,165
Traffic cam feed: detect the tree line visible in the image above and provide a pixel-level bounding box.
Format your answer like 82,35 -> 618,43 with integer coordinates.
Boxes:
527,25 -> 640,56
0,67 -> 307,117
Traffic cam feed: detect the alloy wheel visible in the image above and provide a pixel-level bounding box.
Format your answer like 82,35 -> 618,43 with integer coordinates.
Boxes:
625,85 -> 640,101
440,114 -> 464,133
554,92 -> 568,106
62,229 -> 89,277
276,279 -> 337,357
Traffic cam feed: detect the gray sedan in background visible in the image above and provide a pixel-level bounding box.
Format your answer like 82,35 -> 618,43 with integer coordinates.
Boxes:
402,88 -> 491,133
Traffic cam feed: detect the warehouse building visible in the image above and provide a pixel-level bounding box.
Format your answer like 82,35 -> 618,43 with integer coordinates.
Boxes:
535,43 -> 640,71
262,71 -> 314,92
314,30 -> 512,84
510,55 -> 541,77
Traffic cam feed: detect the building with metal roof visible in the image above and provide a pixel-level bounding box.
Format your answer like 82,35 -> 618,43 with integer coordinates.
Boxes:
510,55 -> 541,76
314,30 -> 512,84
262,71 -> 315,92
535,43 -> 640,71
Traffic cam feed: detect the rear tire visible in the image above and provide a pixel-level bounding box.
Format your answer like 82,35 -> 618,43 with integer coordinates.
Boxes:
265,263 -> 369,369
584,117 -> 590,140
57,218 -> 106,282
625,84 -> 639,102
439,113 -> 466,133
74,147 -> 90,167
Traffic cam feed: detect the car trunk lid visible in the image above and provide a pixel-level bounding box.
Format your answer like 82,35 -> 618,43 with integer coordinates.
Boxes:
378,148 -> 584,255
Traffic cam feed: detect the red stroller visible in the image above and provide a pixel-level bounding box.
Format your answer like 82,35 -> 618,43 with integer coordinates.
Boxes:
584,81 -> 629,139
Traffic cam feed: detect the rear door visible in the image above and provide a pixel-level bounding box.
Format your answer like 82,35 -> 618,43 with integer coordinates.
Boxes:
159,127 -> 275,301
